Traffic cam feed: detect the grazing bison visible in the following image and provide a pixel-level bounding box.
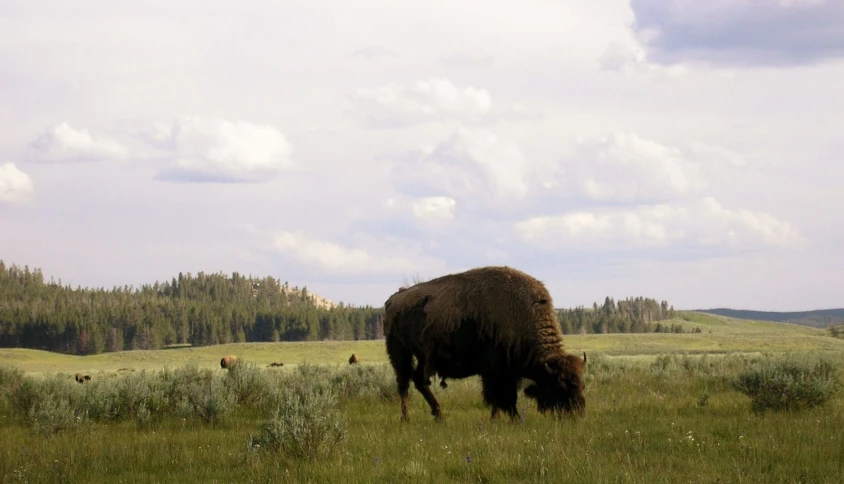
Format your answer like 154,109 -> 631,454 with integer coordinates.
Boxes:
220,355 -> 238,369
268,362 -> 284,368
348,353 -> 360,365
74,373 -> 91,384
384,266 -> 587,422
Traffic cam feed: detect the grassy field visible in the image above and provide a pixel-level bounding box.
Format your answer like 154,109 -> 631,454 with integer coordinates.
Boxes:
1,312 -> 842,483
3,312 -> 841,376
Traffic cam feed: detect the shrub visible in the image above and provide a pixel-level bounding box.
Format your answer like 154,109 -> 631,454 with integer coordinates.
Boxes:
250,385 -> 347,460
734,354 -> 840,412
223,361 -> 270,407
28,396 -> 88,437
330,364 -> 397,401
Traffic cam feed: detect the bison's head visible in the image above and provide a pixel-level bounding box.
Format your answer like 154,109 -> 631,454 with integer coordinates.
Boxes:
524,352 -> 587,417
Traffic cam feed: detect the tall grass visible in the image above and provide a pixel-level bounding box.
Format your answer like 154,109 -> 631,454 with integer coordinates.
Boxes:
0,352 -> 842,483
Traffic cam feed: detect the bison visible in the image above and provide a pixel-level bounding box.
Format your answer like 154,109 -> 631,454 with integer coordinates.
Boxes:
74,373 -> 91,384
220,355 -> 238,369
384,266 -> 587,423
268,362 -> 284,368
349,353 -> 360,365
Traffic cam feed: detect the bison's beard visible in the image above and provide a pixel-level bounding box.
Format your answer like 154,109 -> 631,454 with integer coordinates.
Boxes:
524,383 -> 585,417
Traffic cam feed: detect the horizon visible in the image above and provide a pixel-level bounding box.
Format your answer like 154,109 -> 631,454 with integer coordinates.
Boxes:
1,1 -> 843,313
3,257 -> 841,314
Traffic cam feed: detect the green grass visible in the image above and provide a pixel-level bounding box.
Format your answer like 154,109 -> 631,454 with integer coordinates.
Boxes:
3,312 -> 841,377
1,352 -> 842,483
1,312 -> 843,483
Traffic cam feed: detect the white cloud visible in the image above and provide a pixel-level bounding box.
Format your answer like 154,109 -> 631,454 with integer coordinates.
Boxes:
352,78 -> 493,127
391,127 -> 530,203
0,163 -> 34,204
557,132 -> 704,203
630,0 -> 844,66
25,122 -> 128,163
598,39 -> 688,77
140,116 -> 294,183
271,231 -> 442,276
411,196 -> 456,220
516,197 -> 803,251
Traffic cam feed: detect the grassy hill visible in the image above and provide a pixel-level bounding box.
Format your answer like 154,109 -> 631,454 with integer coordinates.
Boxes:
4,311 -> 842,375
696,308 -> 844,328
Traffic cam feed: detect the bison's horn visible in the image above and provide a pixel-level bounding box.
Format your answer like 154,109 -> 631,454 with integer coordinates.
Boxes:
583,352 -> 587,364
544,362 -> 553,374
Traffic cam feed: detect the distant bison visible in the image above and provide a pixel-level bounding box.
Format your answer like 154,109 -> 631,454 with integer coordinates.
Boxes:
220,355 -> 238,369
74,373 -> 91,384
268,362 -> 284,368
348,353 -> 360,365
384,266 -> 587,422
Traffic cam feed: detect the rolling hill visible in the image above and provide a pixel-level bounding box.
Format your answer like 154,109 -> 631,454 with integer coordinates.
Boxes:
695,308 -> 844,328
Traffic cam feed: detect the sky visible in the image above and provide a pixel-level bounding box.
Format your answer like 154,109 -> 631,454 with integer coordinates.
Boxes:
1,0 -> 843,311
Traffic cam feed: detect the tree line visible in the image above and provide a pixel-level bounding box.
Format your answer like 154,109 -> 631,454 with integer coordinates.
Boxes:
1,261 -> 678,355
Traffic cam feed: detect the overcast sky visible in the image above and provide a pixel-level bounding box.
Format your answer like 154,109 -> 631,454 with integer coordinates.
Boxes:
2,0 -> 842,311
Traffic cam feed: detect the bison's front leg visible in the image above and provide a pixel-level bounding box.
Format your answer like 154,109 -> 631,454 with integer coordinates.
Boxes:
481,374 -> 520,422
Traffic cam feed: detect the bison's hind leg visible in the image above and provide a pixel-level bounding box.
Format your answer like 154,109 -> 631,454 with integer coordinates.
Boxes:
387,335 -> 414,423
412,355 -> 443,421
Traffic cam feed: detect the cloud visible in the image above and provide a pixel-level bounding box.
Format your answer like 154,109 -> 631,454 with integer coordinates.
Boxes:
598,39 -> 688,77
351,78 -> 493,127
554,132 -> 705,204
351,46 -> 398,59
630,0 -> 844,67
391,127 -> 530,205
24,122 -> 128,163
139,116 -> 294,183
411,196 -> 457,221
271,231 -> 444,277
438,50 -> 494,67
516,197 -> 804,252
0,163 -> 34,204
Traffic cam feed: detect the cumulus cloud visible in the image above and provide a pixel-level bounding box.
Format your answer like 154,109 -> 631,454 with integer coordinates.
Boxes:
351,78 -> 493,127
598,39 -> 688,77
0,163 -> 34,204
516,197 -> 803,252
411,196 -> 457,221
271,231 -> 443,276
555,132 -> 704,203
391,127 -> 530,204
25,122 -> 128,163
630,0 -> 844,66
140,116 -> 294,183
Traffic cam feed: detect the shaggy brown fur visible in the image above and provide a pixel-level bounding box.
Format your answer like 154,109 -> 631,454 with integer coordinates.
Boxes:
220,355 -> 238,369
349,353 -> 360,365
384,266 -> 587,422
74,373 -> 91,384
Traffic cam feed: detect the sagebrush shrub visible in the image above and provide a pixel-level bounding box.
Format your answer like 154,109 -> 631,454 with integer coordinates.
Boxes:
331,364 -> 397,401
734,354 -> 840,412
250,385 -> 347,460
224,361 -> 270,407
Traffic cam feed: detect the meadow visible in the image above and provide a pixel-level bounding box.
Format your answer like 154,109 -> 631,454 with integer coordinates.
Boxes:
1,313 -> 842,483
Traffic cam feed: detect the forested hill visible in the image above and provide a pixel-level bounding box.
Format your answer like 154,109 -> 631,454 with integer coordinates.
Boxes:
697,308 -> 844,328
1,260 -> 682,355
0,260 -> 384,355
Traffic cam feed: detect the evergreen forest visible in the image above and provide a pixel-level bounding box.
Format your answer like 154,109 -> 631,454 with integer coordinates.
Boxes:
0,260 -> 678,355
